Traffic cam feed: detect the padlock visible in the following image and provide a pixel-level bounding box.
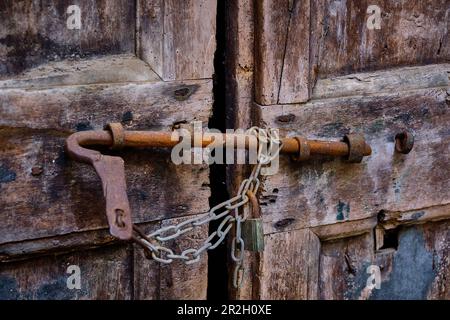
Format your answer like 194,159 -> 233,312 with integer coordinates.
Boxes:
242,190 -> 264,252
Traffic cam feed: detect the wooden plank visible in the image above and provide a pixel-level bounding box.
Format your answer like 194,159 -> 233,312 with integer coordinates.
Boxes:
380,203 -> 450,230
0,228 -> 117,263
133,215 -> 208,300
0,79 -> 212,130
257,67 -> 450,234
0,0 -> 135,77
319,232 -> 374,300
0,54 -> 160,90
225,0 -> 254,130
0,245 -> 132,299
313,63 -> 450,100
278,0 -> 311,104
137,0 -> 217,81
310,0 -> 450,81
259,229 -> 320,299
254,0 -> 291,105
255,0 -> 311,105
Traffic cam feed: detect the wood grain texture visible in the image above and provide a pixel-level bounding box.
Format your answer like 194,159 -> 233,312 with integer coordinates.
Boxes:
0,79 -> 212,130
259,229 -> 320,299
0,245 -> 132,299
310,0 -> 450,81
0,0 -> 135,77
225,0 -> 254,130
254,0 -> 312,105
133,215 -> 208,300
278,0 -> 311,104
313,63 -> 450,100
137,0 -> 217,81
319,221 -> 449,300
319,232 -> 374,300
0,54 -> 160,90
224,0 -> 257,299
257,65 -> 450,234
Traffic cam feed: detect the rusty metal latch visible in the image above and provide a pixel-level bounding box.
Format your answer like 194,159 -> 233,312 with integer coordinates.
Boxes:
65,124 -> 370,240
65,123 -> 371,286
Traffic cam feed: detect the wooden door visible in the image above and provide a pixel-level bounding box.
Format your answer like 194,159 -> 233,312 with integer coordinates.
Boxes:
227,0 -> 449,299
0,0 -> 216,299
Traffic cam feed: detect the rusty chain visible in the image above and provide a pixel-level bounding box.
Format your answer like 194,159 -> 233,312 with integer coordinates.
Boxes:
131,127 -> 282,287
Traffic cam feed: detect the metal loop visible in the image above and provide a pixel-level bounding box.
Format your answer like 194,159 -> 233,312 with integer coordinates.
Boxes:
231,237 -> 245,262
291,136 -> 310,162
152,246 -> 174,264
105,123 -> 125,150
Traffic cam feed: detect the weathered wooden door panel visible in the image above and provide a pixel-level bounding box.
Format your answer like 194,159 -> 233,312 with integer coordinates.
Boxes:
319,220 -> 449,300
0,0 -> 216,299
255,0 -> 450,105
258,70 -> 450,234
0,245 -> 133,300
0,0 -> 135,77
230,0 -> 449,299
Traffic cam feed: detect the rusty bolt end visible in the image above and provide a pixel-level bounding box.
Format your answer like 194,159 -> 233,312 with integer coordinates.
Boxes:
395,131 -> 414,154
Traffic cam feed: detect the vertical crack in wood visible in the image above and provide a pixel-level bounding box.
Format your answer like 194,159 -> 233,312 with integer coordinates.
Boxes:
277,0 -> 295,103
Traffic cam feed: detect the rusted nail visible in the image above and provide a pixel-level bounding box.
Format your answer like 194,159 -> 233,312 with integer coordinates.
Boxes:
395,131 -> 414,154
31,166 -> 43,176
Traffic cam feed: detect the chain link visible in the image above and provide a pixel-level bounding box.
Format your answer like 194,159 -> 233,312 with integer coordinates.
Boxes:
132,127 -> 282,287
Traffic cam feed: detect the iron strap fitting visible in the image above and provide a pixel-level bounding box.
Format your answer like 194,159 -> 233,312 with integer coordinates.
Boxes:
65,123 -> 371,287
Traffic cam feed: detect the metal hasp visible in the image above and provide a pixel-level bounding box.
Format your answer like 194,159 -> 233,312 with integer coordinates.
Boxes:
65,123 -> 372,241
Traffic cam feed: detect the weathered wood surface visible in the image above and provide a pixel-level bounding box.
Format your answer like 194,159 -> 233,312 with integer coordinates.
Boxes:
0,0 -> 135,77
313,63 -> 450,100
319,232 -> 373,300
259,229 -> 320,299
0,79 -> 212,246
0,215 -> 208,299
137,0 -> 217,81
0,54 -> 160,90
0,78 -> 212,130
311,0 -> 450,81
319,220 -> 449,300
0,245 -> 133,299
133,216 -> 208,300
255,0 -> 311,105
257,64 -> 450,235
225,0 -> 254,131
236,229 -> 320,300
254,0 -> 449,105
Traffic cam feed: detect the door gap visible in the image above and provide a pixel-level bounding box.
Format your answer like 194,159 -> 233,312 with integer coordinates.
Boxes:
207,0 -> 229,300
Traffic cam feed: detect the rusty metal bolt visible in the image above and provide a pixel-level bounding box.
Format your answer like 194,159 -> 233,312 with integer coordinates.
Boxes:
343,134 -> 366,163
291,136 -> 310,162
395,131 -> 414,154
